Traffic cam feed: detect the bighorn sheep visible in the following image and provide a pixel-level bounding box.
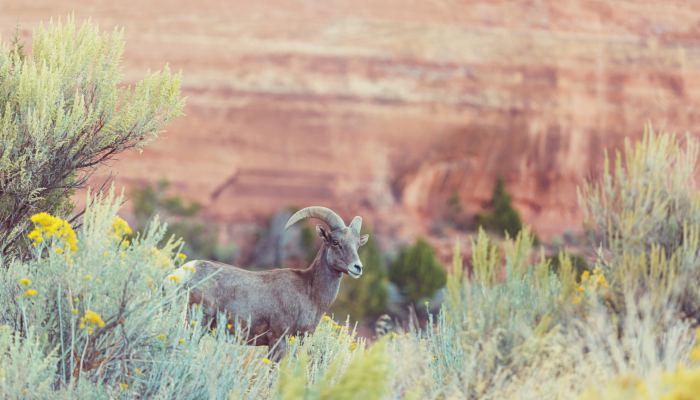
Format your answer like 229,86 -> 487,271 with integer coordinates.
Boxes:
168,206 -> 368,359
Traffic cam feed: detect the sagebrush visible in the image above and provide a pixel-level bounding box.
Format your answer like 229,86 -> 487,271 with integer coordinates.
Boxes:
0,17 -> 184,257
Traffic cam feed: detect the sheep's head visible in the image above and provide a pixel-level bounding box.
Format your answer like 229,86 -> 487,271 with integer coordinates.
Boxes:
285,207 -> 369,278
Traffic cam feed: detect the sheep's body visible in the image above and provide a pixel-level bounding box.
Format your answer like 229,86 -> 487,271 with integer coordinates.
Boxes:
181,256 -> 341,348
167,206 -> 368,360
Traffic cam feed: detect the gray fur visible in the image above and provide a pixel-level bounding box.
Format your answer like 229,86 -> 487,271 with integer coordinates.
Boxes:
183,206 -> 368,360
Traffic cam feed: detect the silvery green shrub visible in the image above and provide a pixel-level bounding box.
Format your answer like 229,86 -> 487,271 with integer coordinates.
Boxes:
0,17 -> 184,256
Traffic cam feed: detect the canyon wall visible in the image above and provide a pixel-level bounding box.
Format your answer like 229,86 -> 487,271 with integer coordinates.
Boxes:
3,0 -> 700,242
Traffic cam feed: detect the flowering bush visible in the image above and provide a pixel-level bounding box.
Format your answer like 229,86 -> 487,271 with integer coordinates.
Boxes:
571,266 -> 609,305
0,190 -> 415,398
0,18 -> 183,257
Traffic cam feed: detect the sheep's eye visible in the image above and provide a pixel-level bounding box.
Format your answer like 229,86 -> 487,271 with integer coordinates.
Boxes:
332,240 -> 340,247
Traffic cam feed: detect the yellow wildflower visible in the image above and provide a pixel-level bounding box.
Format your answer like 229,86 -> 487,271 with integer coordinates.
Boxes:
190,320 -> 197,327
167,274 -> 181,283
85,310 -> 105,326
227,323 -> 233,330
62,221 -> 79,252
83,274 -> 93,281
580,270 -> 590,282
692,346 -> 700,364
110,216 -> 133,239
79,309 -> 105,334
594,269 -> 609,289
289,335 -> 296,345
322,315 -> 332,322
661,365 -> 700,399
30,212 -> 54,227
178,338 -> 186,345
350,341 -> 358,351
177,253 -> 187,262
119,383 -> 129,390
134,368 -> 142,375
27,229 -> 44,246
262,358 -> 272,365
71,309 -> 79,316
18,278 -> 31,286
24,289 -> 38,297
28,212 -> 78,254
157,334 -> 167,342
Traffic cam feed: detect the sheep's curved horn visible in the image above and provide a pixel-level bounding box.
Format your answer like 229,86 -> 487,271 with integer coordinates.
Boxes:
285,206 -> 346,231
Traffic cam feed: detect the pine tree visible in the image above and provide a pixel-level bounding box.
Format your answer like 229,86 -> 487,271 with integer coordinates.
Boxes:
389,238 -> 446,303
475,177 -> 523,237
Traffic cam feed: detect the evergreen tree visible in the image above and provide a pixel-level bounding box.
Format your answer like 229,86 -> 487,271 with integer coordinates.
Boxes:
389,238 -> 446,303
475,177 -> 523,237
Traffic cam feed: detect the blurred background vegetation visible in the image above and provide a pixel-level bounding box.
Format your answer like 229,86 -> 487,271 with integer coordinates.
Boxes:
131,180 -> 237,263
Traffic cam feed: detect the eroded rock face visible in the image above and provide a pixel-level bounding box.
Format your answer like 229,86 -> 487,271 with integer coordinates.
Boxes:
4,1 -> 700,240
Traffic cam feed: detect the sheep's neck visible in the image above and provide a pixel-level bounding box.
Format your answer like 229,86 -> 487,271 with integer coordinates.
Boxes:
308,244 -> 342,311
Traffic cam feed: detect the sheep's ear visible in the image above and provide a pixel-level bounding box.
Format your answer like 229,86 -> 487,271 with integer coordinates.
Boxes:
349,216 -> 362,234
316,224 -> 331,243
359,234 -> 369,246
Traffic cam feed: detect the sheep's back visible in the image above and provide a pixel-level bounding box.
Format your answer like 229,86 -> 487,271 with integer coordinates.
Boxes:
184,260 -> 310,332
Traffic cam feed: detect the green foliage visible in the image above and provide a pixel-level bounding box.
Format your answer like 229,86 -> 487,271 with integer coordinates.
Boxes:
475,177 -> 524,237
0,191 -> 182,389
389,238 -> 446,303
580,127 -> 700,319
131,179 -> 236,262
0,18 -> 184,257
277,338 -> 389,400
0,192 -> 393,398
9,26 -> 25,62
430,227 -> 563,397
444,191 -> 471,230
422,128 -> 700,398
0,328 -> 57,399
332,235 -> 389,322
548,251 -> 589,279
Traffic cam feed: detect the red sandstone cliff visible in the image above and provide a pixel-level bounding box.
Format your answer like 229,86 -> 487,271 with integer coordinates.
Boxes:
3,0 -> 700,242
